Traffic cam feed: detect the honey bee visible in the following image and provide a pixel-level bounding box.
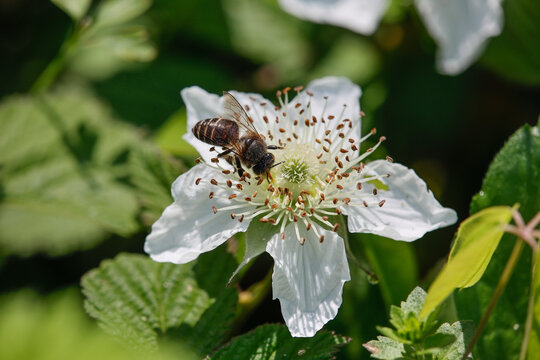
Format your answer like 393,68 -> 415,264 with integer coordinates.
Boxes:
192,92 -> 281,177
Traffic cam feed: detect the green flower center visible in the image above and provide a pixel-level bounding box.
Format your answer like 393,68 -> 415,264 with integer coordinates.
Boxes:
282,158 -> 310,184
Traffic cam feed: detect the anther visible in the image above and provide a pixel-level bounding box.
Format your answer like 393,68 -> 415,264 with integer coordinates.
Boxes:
257,178 -> 264,186
226,180 -> 232,187
360,111 -> 366,117
263,115 -> 269,123
210,179 -> 218,185
195,157 -> 201,163
351,145 -> 358,151
320,193 -> 325,201
268,218 -> 277,224
332,223 -> 340,232
336,208 -> 342,215
370,128 -> 377,135
386,156 -> 394,162
230,213 -> 236,219
236,184 -> 243,190
238,214 -> 245,222
271,204 -> 278,209
333,198 -> 338,204
209,147 -> 216,152
211,158 -> 219,163
281,232 -> 286,240
380,136 -> 387,142
323,146 -> 329,152
343,198 -> 351,204
322,216 -> 329,221
336,184 -> 343,190
340,148 -> 348,153
212,206 -> 218,214
319,235 -> 325,243
244,197 -> 251,202
338,133 -> 345,138
348,138 -> 355,143
315,139 -> 321,144
300,237 -> 306,245
328,115 -> 335,120
379,200 -> 386,207
279,128 -> 286,133
293,214 -> 298,222
363,201 -> 369,207
252,191 -> 258,197
195,178 -> 202,185
209,192 -> 214,199
304,119 -> 310,126
373,189 -> 378,195
222,170 -> 231,175
264,198 -> 270,206
325,130 -> 331,135
306,223 -> 311,231
228,194 -> 237,199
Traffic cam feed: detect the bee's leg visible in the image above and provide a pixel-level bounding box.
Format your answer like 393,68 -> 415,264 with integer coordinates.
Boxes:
267,145 -> 283,150
217,148 -> 233,158
234,157 -> 245,177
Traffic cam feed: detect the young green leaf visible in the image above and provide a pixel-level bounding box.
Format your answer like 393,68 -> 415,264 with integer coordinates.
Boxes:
456,121 -> 540,359
363,336 -> 405,359
209,324 -> 349,360
0,87 -> 140,255
51,0 -> 91,21
421,206 -> 513,317
81,253 -> 213,352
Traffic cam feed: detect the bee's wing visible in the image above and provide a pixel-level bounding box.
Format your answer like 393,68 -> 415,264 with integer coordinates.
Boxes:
222,92 -> 263,140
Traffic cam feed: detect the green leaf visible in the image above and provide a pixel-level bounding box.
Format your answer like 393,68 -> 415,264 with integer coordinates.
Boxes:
456,121 -> 540,359
363,336 -> 405,359
431,321 -> 474,360
129,146 -> 184,226
222,0 -> 310,82
0,290 -> 191,360
359,234 -> 419,308
421,206 -> 513,317
81,253 -> 213,352
94,0 -> 153,27
309,35 -> 381,84
527,248 -> 540,358
153,109 -> 200,157
210,324 -> 349,360
0,87 -> 140,255
51,0 -> 91,21
481,0 -> 540,85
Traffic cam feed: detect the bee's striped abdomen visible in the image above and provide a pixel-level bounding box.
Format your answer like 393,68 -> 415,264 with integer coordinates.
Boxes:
192,117 -> 239,147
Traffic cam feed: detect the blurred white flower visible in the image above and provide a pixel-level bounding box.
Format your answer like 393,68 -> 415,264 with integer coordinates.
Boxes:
144,76 -> 457,337
278,0 -> 503,75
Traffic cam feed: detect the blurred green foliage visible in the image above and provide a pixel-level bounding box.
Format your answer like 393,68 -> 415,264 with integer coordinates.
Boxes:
0,0 -> 539,359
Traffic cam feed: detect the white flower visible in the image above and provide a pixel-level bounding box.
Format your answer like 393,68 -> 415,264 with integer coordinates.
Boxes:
278,0 -> 503,75
144,76 -> 457,337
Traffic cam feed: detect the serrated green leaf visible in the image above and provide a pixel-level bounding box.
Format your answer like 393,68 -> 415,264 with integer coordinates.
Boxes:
0,290 -> 191,360
193,243 -> 238,297
51,0 -> 91,21
421,206 -> 513,317
431,321 -> 474,360
0,87 -> 140,256
359,234 -> 419,308
388,305 -> 405,332
456,121 -> 540,359
363,336 -> 405,359
129,146 -> 184,226
401,286 -> 426,317
210,324 -> 349,360
81,253 -> 213,352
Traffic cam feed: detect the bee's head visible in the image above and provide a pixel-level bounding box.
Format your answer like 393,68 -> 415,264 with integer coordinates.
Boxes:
252,153 -> 275,175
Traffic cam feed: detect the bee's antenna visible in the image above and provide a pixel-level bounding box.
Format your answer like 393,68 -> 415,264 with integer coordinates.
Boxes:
271,161 -> 283,169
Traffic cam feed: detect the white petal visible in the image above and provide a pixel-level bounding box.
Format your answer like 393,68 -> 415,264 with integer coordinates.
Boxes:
278,0 -> 389,35
267,224 -> 351,337
181,86 -> 223,164
144,164 -> 251,264
342,160 -> 457,241
415,0 -> 503,75
292,76 -> 362,143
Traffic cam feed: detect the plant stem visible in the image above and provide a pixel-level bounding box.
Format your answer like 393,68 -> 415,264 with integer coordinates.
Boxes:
30,19 -> 88,93
461,240 -> 524,360
519,247 -> 538,360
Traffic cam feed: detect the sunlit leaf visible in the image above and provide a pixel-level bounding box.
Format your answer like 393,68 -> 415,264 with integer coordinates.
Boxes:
421,206 -> 513,317
153,110 -> 199,157
0,87 -> 140,255
210,324 -> 349,360
81,253 -> 213,352
94,0 -> 153,27
51,0 -> 91,21
456,120 -> 540,359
